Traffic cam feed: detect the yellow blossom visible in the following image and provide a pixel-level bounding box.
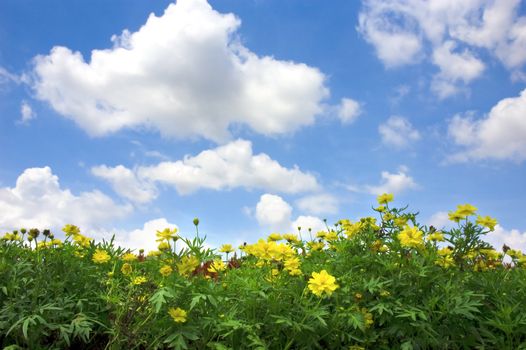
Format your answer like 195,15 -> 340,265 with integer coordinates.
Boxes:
427,232 -> 445,242
177,255 -> 200,276
148,250 -> 162,257
394,216 -> 408,227
132,276 -> 147,285
397,226 -> 424,249
456,204 -> 477,217
476,215 -> 498,231
324,231 -> 338,241
156,227 -> 178,242
377,193 -> 394,205
435,255 -> 455,268
158,241 -> 171,251
168,307 -> 187,323
308,241 -> 325,251
448,210 -> 465,223
62,224 -> 80,237
208,259 -> 226,273
92,249 -> 111,264
122,253 -> 137,262
219,244 -> 235,254
437,247 -> 453,256
308,270 -> 339,297
375,205 -> 386,212
267,233 -> 282,241
160,265 -> 173,277
282,233 -> 299,243
121,263 -> 133,275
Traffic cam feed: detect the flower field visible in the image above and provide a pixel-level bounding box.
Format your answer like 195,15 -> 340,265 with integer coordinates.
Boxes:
1,195 -> 526,349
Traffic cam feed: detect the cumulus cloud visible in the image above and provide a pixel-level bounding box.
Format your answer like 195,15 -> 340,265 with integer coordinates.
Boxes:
254,194 -> 327,235
31,0 -> 328,142
95,139 -> 318,197
291,216 -> 327,236
255,194 -> 293,232
0,167 -> 132,232
19,101 -> 36,124
91,218 -> 178,253
296,193 -> 339,216
337,98 -> 362,124
365,167 -> 418,195
448,88 -> 526,162
378,116 -> 420,148
91,165 -> 158,204
484,225 -> 526,252
358,0 -> 526,97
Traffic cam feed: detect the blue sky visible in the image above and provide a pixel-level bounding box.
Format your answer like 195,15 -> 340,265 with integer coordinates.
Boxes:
1,0 -> 526,252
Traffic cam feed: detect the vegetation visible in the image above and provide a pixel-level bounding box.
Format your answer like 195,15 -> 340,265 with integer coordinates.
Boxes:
1,195 -> 526,349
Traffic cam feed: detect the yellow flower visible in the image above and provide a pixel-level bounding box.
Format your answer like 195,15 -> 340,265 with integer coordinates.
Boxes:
168,307 -> 187,323
177,255 -> 200,276
284,256 -> 301,274
435,255 -> 455,268
62,224 -> 80,237
308,270 -> 339,297
158,241 -> 171,251
122,252 -> 137,262
316,231 -> 327,239
324,231 -> 338,241
156,227 -> 178,242
397,226 -> 424,249
132,276 -> 147,285
267,233 -> 282,241
476,215 -> 498,231
361,308 -> 374,327
308,241 -> 325,251
427,232 -> 445,242
448,210 -> 466,222
159,265 -> 173,277
219,244 -> 235,254
394,216 -> 408,227
92,249 -> 111,264
282,233 -> 299,243
456,204 -> 477,217
375,205 -> 386,212
148,250 -> 162,257
208,259 -> 226,273
377,193 -> 394,205
121,263 -> 133,275
437,247 -> 453,256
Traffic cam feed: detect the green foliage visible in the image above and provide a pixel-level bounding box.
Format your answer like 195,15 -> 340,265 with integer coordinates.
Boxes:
1,201 -> 526,349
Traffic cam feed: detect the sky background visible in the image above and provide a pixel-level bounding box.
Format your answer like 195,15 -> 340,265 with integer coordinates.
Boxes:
1,0 -> 525,252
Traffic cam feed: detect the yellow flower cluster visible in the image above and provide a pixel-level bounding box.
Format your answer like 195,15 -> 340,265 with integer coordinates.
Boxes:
63,224 -> 92,248
92,249 -> 111,264
159,265 -> 173,277
243,239 -> 296,262
208,259 -> 226,273
177,255 -> 200,277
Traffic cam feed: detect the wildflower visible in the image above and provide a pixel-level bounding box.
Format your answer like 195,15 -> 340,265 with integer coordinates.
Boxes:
316,231 -> 327,239
324,231 -> 338,241
361,308 -> 374,327
437,247 -> 453,256
354,293 -> 363,300
121,263 -> 133,275
456,204 -> 477,217
476,215 -> 498,231
62,224 -> 80,237
308,270 -> 339,297
383,212 -> 394,221
177,255 -> 200,276
282,233 -> 299,243
132,276 -> 147,285
208,259 -> 226,273
435,255 -> 455,268
397,226 -> 424,249
92,249 -> 111,264
375,205 -> 386,212
379,290 -> 391,297
448,210 -> 465,223
148,250 -> 162,257
168,307 -> 187,323
122,252 -> 137,262
394,216 -> 408,227
158,241 -> 171,251
308,241 -> 325,251
377,193 -> 394,205
156,228 -> 178,242
219,244 -> 235,254
284,256 -> 301,275
427,232 -> 445,242
51,238 -> 63,246
159,265 -> 173,277
267,233 -> 282,241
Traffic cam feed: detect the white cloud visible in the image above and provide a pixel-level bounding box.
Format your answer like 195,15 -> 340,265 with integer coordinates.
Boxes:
378,116 -> 421,148
448,88 -> 526,162
485,225 -> 526,252
0,66 -> 21,86
91,218 -> 178,253
255,194 -> 293,232
135,139 -> 319,195
296,193 -> 339,216
337,98 -> 362,124
0,167 -> 132,232
19,101 -> 36,124
91,165 -> 158,204
31,0 -> 328,142
427,211 -> 454,230
358,0 -> 526,96
291,215 -> 326,236
365,167 -> 418,195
